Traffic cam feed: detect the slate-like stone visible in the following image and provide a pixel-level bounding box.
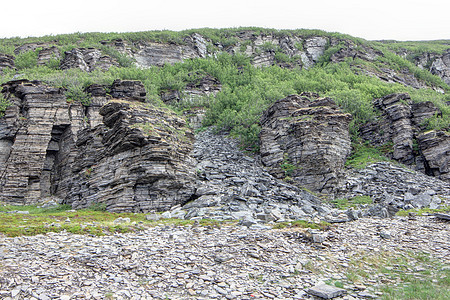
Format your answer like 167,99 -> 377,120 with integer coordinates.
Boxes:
308,283 -> 346,299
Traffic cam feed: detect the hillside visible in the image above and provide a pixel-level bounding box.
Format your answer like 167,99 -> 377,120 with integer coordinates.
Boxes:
0,28 -> 449,300
0,28 -> 449,211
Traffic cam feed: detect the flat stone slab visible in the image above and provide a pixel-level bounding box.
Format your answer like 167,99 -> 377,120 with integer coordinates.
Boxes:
434,213 -> 450,221
308,283 -> 346,299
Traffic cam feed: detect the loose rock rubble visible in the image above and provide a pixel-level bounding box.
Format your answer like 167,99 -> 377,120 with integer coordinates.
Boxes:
337,161 -> 450,217
0,215 -> 448,299
179,128 -> 334,225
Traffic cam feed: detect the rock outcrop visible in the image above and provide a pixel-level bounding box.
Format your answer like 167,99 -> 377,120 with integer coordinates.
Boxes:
412,49 -> 450,86
417,130 -> 450,182
359,93 -> 449,181
14,42 -> 52,55
37,46 -> 60,65
0,79 -> 196,212
160,72 -> 222,129
110,79 -> 147,102
430,50 -> 450,85
0,53 -> 15,71
260,94 -> 352,194
60,48 -> 118,72
67,99 -> 196,212
0,80 -> 85,204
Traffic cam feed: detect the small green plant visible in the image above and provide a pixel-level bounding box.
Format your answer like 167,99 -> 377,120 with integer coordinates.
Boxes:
84,167 -> 93,178
88,202 -> 107,211
0,94 -> 10,118
66,84 -> 91,106
280,153 -> 297,177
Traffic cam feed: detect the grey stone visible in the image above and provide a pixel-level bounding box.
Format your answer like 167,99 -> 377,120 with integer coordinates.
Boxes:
145,213 -> 162,221
308,283 -> 346,299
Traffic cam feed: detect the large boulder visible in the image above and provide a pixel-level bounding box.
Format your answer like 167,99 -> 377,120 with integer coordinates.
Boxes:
260,93 -> 352,194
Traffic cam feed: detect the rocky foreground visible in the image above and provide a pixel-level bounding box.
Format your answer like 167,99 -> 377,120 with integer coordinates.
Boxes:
0,215 -> 448,300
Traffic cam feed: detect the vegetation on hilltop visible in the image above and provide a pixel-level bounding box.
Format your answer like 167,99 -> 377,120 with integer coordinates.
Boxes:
0,28 -> 449,151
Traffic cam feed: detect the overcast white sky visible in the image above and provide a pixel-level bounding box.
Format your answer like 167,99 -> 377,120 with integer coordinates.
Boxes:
1,0 -> 449,41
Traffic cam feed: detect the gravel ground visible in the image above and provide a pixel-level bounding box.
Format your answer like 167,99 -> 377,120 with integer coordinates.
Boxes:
0,215 -> 448,300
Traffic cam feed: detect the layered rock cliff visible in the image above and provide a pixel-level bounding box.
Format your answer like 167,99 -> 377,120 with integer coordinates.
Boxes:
360,93 -> 449,182
260,93 -> 352,194
0,79 -> 196,212
0,29 -> 449,214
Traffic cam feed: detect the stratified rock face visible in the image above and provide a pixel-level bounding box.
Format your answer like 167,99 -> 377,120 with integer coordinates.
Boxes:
260,94 -> 352,193
0,53 -> 15,71
67,100 -> 196,212
60,48 -> 118,71
430,50 -> 450,85
368,93 -> 415,164
0,79 -> 196,212
160,73 -> 221,105
160,73 -> 222,129
0,80 -> 85,204
359,93 -> 449,182
110,79 -> 146,102
37,46 -> 60,65
417,130 -> 450,182
14,43 -> 51,55
133,42 -> 200,68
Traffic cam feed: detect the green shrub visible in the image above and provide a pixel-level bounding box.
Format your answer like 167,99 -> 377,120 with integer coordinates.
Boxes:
0,94 -> 10,117
15,49 -> 39,70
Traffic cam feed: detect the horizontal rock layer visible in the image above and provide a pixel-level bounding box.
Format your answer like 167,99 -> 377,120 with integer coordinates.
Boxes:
360,93 -> 449,182
260,93 -> 352,194
0,79 -> 196,212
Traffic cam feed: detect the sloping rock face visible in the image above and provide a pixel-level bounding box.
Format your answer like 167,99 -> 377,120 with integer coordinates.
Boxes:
0,79 -> 196,212
67,100 -> 196,212
180,128 -> 331,223
359,93 -> 449,182
0,53 -> 15,71
60,48 -> 118,71
260,94 -> 352,194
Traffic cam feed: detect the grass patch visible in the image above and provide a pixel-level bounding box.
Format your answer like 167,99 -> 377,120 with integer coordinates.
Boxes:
338,250 -> 450,299
0,204 -> 236,237
395,205 -> 450,217
272,220 -> 330,230
331,196 -> 373,210
345,141 -> 392,169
